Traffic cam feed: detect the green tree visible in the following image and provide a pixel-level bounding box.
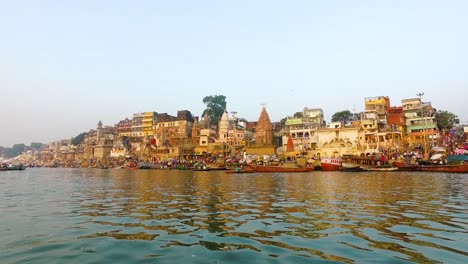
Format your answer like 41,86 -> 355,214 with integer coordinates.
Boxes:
331,110 -> 353,123
293,112 -> 303,118
202,95 -> 227,126
435,110 -> 459,131
71,132 -> 87,145
4,144 -> 26,158
30,142 -> 43,149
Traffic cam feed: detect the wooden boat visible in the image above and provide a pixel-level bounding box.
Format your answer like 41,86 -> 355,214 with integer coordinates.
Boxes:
393,160 -> 468,173
320,158 -> 342,171
191,166 -> 228,171
225,169 -> 255,174
341,162 -> 362,171
0,165 -> 26,171
413,163 -> 468,173
361,166 -> 398,171
392,161 -> 419,171
191,168 -> 211,171
139,162 -> 164,169
247,164 -> 315,172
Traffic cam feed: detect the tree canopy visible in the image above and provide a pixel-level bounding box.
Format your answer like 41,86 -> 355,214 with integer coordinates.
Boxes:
71,132 -> 87,146
435,110 -> 459,131
0,144 -> 26,158
202,95 -> 227,126
331,110 -> 354,123
30,142 -> 43,149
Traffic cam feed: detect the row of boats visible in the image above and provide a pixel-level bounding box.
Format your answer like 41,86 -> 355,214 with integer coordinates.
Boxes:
232,161 -> 468,174
320,156 -> 468,173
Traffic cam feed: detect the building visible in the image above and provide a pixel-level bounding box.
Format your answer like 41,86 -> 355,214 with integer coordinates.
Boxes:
131,113 -> 143,138
217,110 -> 246,155
142,112 -> 158,137
364,96 -> 390,128
281,108 -> 324,153
315,123 -> 360,158
402,97 -> 438,148
152,110 -> 195,159
254,105 -> 273,145
116,118 -> 132,138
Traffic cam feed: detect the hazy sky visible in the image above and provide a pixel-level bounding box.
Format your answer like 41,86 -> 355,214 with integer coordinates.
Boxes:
1,0 -> 467,147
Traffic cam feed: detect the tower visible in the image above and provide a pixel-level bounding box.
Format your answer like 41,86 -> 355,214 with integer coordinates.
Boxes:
255,105 -> 273,145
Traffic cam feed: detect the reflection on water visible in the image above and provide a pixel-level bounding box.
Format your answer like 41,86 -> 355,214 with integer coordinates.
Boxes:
1,168 -> 467,263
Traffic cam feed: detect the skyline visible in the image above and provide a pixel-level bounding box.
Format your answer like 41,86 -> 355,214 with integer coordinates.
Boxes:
1,1 -> 467,147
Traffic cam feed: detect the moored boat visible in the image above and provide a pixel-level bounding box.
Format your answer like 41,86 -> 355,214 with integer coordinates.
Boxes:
0,164 -> 26,171
225,169 -> 255,174
320,158 -> 342,171
247,164 -> 315,173
413,163 -> 468,173
394,160 -> 468,173
339,163 -> 363,172
361,166 -> 398,171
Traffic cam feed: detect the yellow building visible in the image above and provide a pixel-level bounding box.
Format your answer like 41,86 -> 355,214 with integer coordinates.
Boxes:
142,112 -> 157,137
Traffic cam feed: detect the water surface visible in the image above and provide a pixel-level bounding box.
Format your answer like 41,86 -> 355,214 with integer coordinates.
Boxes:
1,168 -> 467,263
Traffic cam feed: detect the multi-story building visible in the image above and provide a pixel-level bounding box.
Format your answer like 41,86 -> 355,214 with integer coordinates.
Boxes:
364,96 -> 390,127
402,98 -> 438,147
218,110 -> 246,153
174,110 -> 195,140
358,111 -> 379,151
388,106 -> 407,135
131,113 -> 143,138
152,110 -> 195,159
315,122 -> 360,158
116,118 -> 132,138
282,108 -> 324,152
142,112 -> 158,137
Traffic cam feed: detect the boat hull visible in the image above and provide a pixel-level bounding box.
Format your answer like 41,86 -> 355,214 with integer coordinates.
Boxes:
247,164 -> 315,172
0,165 -> 26,171
361,166 -> 398,171
320,158 -> 342,171
414,164 -> 468,173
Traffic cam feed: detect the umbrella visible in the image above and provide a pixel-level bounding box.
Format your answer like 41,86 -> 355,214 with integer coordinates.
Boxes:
430,153 -> 443,160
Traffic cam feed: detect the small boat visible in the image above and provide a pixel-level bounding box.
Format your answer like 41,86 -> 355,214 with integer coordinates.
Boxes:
361,166 -> 398,171
139,162 -> 164,169
191,166 -> 228,171
413,163 -> 468,173
394,160 -> 468,173
225,170 -> 255,174
191,168 -> 212,171
321,158 -> 342,171
340,162 -> 362,171
0,165 -> 26,171
247,164 -> 315,173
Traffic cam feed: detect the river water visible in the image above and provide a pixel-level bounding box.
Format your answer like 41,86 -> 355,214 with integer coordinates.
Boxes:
1,168 -> 467,263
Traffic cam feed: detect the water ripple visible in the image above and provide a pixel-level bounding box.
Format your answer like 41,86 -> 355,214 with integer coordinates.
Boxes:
1,169 -> 467,263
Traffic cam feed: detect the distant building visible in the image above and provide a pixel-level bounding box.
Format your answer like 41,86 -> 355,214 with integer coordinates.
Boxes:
282,108 -> 324,152
364,96 -> 390,127
116,118 -> 132,138
254,105 -> 273,145
142,112 -> 158,137
402,98 -> 438,147
316,124 -> 360,158
217,110 -> 246,154
131,113 -> 143,138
